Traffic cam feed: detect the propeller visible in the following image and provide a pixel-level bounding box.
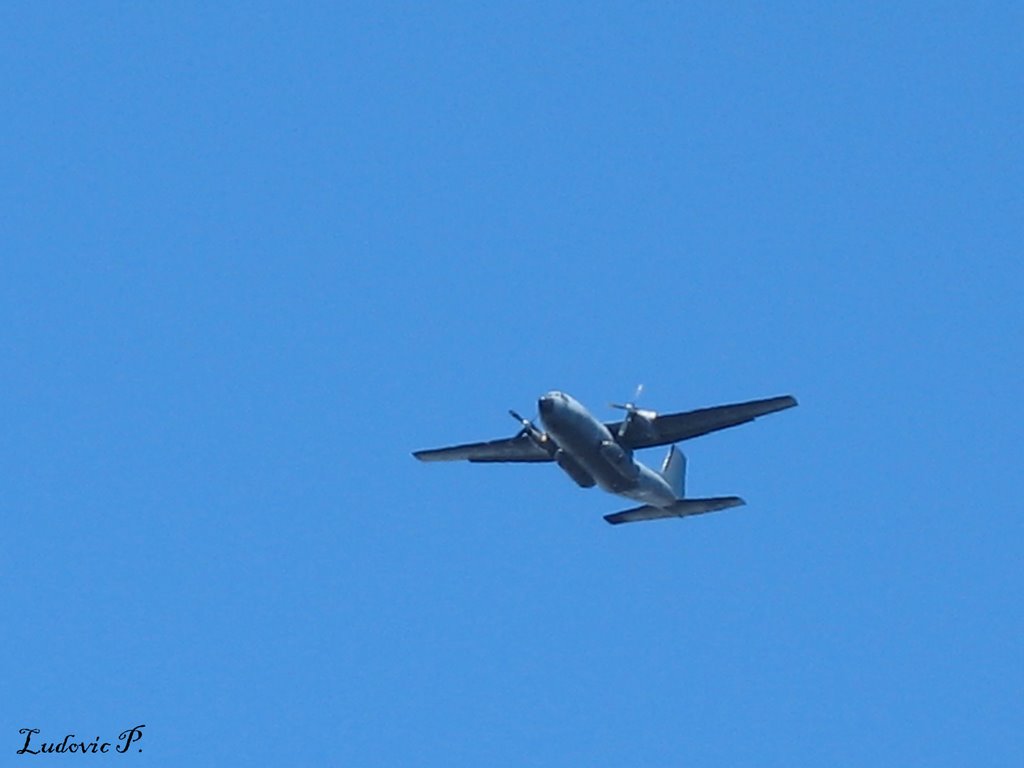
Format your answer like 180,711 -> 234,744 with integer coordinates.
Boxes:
509,409 -> 548,447
610,384 -> 658,438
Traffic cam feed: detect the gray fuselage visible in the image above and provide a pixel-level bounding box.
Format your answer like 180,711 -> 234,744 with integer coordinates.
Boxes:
538,391 -> 677,508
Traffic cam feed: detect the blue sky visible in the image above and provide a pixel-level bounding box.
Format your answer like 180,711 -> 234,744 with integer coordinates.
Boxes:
3,3 -> 1022,766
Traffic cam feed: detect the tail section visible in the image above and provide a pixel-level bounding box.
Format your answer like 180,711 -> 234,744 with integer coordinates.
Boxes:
660,445 -> 686,498
608,448 -> 745,524
604,496 -> 745,525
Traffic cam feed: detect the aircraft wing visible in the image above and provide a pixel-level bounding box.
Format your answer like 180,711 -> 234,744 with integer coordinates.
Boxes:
413,433 -> 553,463
608,395 -> 797,450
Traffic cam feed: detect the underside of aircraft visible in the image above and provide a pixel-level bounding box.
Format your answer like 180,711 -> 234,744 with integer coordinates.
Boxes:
414,390 -> 797,525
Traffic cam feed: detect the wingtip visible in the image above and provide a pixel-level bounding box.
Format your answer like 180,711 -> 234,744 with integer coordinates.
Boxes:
603,510 -> 633,525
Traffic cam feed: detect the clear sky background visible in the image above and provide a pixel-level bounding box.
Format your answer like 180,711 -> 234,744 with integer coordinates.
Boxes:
3,3 -> 1022,766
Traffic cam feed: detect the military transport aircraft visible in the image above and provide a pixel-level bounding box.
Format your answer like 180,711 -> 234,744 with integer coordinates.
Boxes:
413,388 -> 797,524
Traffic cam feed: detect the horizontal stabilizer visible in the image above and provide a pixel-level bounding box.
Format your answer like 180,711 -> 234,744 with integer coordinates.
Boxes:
604,496 -> 745,525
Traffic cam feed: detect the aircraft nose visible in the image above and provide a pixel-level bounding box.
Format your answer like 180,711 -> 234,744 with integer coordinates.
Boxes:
538,395 -> 553,414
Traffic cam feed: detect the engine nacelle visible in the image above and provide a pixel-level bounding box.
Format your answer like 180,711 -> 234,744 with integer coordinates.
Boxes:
599,439 -> 640,481
555,449 -> 596,488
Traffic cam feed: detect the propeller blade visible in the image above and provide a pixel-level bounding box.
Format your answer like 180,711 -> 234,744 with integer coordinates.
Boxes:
617,414 -> 631,438
610,384 -> 645,411
509,409 -> 548,447
613,384 -> 650,438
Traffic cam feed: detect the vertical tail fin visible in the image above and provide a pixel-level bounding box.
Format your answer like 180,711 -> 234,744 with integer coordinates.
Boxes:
660,445 -> 686,499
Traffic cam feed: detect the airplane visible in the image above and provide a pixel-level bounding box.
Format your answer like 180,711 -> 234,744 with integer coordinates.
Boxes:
413,388 -> 797,524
